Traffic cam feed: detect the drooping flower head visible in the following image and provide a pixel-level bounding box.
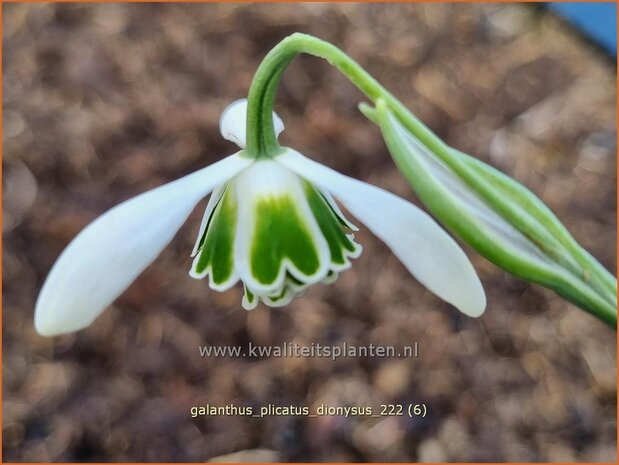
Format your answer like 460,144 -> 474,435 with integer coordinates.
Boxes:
34,99 -> 485,336
190,101 -> 362,309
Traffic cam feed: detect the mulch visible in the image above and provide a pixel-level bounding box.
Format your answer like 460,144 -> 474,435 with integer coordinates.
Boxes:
3,3 -> 616,462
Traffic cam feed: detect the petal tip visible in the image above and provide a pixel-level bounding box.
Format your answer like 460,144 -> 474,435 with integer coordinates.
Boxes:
34,307 -> 74,337
242,296 -> 258,310
34,319 -> 58,337
188,268 -> 204,280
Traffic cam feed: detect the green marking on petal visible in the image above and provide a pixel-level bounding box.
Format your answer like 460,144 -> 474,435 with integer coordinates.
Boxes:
245,286 -> 255,301
285,272 -> 307,291
267,286 -> 288,301
250,195 -> 321,285
321,191 -> 358,231
323,196 -> 353,229
305,183 -> 360,266
194,187 -> 237,286
194,187 -> 225,255
242,284 -> 257,310
263,285 -> 297,307
323,270 -> 339,284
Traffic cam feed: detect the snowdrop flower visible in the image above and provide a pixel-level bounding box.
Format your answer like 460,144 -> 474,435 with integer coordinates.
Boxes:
35,99 -> 485,337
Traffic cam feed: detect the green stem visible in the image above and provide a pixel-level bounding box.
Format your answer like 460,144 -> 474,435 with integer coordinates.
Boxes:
246,33 -> 389,156
245,33 -> 617,326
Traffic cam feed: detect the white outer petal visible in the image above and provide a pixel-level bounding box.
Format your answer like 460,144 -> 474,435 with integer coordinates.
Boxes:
220,98 -> 285,148
35,153 -> 252,336
278,149 -> 486,317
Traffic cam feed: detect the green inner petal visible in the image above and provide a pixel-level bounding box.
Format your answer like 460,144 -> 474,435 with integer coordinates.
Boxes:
267,286 -> 288,301
250,195 -> 321,285
323,195 -> 355,230
194,188 -> 225,254
285,272 -> 307,291
243,284 -> 256,305
194,188 -> 237,285
305,183 -> 359,266
323,270 -> 339,284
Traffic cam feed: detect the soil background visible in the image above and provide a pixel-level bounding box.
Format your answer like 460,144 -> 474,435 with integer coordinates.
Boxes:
3,3 -> 617,462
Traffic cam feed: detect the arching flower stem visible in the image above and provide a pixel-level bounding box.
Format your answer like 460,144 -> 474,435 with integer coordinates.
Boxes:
245,33 -> 616,326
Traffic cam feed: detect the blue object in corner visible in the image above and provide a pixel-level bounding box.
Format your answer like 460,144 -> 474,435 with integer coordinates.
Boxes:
548,2 -> 617,56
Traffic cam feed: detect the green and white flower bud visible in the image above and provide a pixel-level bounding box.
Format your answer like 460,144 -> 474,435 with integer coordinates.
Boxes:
366,99 -> 617,326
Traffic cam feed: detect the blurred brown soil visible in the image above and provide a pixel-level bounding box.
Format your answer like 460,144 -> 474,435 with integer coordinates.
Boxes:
3,3 -> 617,462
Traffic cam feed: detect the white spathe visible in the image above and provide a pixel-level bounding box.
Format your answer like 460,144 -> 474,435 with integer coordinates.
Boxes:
220,99 -> 284,148
35,98 -> 486,337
